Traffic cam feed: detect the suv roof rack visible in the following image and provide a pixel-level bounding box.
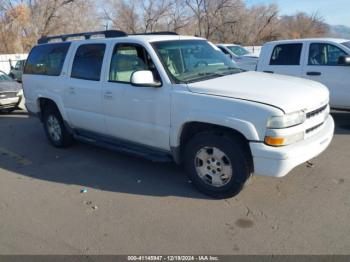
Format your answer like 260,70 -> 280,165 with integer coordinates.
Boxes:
131,32 -> 178,36
38,30 -> 127,44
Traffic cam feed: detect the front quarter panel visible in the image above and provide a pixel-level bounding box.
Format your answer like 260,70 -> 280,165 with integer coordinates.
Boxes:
170,88 -> 283,147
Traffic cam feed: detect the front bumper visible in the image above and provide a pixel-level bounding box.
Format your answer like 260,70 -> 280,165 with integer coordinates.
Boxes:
0,97 -> 21,110
250,115 -> 334,177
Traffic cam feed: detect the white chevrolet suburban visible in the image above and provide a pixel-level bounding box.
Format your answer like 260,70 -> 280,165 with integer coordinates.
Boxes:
257,38 -> 350,110
23,30 -> 334,198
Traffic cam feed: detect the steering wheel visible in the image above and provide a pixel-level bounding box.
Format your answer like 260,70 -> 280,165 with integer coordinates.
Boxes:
195,61 -> 208,68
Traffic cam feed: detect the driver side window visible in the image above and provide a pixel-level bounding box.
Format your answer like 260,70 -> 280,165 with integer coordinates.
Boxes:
109,43 -> 160,83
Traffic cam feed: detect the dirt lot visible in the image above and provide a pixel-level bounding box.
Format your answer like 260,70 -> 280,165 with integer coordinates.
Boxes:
0,110 -> 349,255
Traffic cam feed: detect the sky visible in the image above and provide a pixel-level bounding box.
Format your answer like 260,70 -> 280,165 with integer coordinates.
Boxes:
245,0 -> 350,27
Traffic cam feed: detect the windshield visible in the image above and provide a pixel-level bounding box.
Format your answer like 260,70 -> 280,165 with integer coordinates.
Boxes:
342,41 -> 350,50
0,71 -> 13,81
153,40 -> 241,83
227,45 -> 250,56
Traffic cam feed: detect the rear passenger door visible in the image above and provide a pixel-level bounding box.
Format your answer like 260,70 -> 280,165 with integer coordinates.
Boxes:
102,42 -> 171,151
263,43 -> 304,76
64,43 -> 107,134
303,42 -> 350,109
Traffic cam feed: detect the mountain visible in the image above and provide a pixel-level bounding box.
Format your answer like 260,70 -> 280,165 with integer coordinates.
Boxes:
329,25 -> 350,39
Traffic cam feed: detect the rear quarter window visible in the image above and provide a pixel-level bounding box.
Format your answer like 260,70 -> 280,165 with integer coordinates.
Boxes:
24,43 -> 70,76
270,44 -> 303,65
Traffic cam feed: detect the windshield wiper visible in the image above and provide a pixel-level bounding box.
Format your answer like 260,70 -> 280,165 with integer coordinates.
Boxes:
218,67 -> 243,74
182,69 -> 242,84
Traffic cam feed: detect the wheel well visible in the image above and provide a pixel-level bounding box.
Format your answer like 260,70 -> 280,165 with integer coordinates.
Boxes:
179,122 -> 253,171
38,98 -> 58,121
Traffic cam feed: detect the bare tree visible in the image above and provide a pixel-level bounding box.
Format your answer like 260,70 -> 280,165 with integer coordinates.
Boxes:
141,0 -> 172,32
105,0 -> 140,33
0,0 -> 332,54
166,0 -> 190,33
279,12 -> 329,39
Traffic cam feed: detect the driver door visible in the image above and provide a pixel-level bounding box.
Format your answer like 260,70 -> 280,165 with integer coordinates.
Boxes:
102,43 -> 171,150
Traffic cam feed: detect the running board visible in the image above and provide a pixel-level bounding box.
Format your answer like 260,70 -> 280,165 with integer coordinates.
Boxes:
74,133 -> 173,163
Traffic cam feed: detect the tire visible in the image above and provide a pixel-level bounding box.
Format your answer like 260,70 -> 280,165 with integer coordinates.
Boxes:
43,105 -> 73,148
184,132 -> 252,199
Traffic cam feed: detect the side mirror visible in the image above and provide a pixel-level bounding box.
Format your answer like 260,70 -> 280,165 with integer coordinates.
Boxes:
130,70 -> 161,87
338,55 -> 350,66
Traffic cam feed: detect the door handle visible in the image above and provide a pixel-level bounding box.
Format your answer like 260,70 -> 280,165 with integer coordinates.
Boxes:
263,71 -> 274,74
68,86 -> 75,94
307,72 -> 321,76
104,91 -> 113,99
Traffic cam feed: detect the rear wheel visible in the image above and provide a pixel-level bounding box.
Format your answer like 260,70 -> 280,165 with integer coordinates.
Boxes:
43,106 -> 73,148
184,132 -> 252,199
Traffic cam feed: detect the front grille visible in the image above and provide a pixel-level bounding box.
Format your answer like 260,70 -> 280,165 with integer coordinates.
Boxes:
306,105 -> 327,119
0,92 -> 17,99
306,123 -> 324,134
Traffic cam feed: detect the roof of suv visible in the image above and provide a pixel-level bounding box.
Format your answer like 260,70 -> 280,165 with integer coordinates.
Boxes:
38,32 -> 202,45
115,34 -> 201,43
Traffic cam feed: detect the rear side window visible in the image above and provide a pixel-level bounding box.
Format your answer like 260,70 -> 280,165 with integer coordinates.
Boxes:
71,44 -> 106,81
24,43 -> 70,76
270,44 -> 302,65
309,43 -> 347,66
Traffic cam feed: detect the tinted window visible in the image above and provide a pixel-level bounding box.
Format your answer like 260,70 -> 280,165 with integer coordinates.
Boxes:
270,44 -> 302,65
71,44 -> 106,81
24,43 -> 70,76
109,44 -> 160,83
309,43 -> 347,66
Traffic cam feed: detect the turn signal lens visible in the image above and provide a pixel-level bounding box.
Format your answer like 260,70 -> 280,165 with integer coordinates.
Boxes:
265,132 -> 304,147
264,136 -> 285,146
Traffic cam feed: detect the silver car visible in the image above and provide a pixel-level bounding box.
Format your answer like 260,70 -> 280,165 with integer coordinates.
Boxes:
0,70 -> 22,113
216,44 -> 259,71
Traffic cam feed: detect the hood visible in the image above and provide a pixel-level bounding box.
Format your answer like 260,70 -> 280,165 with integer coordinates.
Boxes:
242,53 -> 259,59
187,71 -> 329,114
0,81 -> 21,93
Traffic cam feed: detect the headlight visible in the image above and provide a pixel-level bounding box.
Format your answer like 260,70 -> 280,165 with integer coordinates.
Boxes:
16,89 -> 23,97
267,111 -> 306,129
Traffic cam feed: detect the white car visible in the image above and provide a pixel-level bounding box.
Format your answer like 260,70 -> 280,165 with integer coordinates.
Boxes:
23,30 -> 334,198
217,44 -> 258,71
257,38 -> 350,110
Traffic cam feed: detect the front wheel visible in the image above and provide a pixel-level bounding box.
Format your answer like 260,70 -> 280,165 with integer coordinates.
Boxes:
184,132 -> 252,199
